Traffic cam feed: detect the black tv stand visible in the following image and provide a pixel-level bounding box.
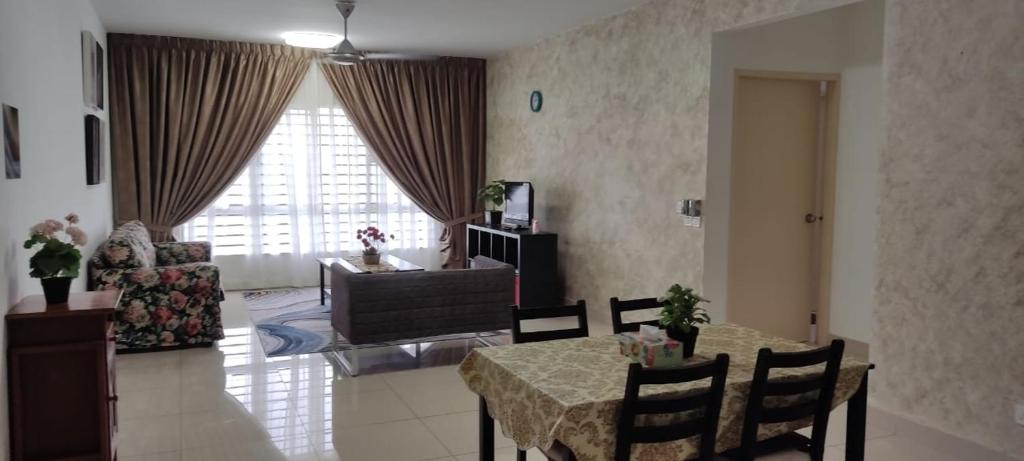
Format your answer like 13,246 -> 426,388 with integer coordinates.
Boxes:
466,224 -> 559,308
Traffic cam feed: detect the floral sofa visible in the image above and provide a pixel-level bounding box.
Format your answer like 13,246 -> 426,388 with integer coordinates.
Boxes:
89,221 -> 224,350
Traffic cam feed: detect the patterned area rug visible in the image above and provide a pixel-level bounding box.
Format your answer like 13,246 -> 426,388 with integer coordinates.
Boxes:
244,287 -> 503,357
244,288 -> 334,356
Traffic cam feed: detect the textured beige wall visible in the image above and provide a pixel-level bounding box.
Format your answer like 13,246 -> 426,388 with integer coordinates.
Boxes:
488,0 -> 712,326
487,0 -> 855,327
873,0 -> 1024,456
488,0 -> 1023,456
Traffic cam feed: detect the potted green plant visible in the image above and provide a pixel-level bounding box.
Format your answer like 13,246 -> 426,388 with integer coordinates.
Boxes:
477,179 -> 506,227
23,213 -> 88,304
355,226 -> 393,265
658,284 -> 711,357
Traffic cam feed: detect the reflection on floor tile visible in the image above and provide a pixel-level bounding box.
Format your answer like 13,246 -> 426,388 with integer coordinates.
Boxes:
182,439 -> 320,461
328,388 -> 416,427
115,291 -> 928,461
383,365 -> 479,417
120,451 -> 180,461
422,411 -> 516,455
323,419 -> 451,461
118,413 -> 181,456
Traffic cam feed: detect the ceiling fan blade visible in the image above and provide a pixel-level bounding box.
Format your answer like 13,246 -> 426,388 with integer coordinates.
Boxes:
330,1 -> 434,63
364,52 -> 439,61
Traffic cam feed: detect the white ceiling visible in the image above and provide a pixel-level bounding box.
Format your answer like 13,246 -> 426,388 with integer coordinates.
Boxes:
91,0 -> 647,58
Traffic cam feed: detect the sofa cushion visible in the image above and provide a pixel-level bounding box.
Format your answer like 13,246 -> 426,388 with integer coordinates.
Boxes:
95,221 -> 156,269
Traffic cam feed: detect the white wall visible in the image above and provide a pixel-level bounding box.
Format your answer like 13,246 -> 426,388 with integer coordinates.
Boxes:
828,1 -> 883,342
703,0 -> 883,343
0,0 -> 112,456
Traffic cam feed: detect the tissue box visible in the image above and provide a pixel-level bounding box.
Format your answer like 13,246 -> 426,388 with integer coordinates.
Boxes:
617,331 -> 686,368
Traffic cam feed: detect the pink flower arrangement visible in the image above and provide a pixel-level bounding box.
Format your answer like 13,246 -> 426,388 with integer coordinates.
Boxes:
23,212 -> 88,279
355,226 -> 395,256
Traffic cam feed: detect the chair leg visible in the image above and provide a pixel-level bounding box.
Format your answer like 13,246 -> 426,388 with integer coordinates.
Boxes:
810,425 -> 827,461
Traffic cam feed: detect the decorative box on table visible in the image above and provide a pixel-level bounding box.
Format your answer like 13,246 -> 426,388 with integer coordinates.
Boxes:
617,329 -> 685,368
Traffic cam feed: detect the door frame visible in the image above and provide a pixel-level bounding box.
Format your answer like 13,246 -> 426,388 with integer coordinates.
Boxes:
727,69 -> 841,345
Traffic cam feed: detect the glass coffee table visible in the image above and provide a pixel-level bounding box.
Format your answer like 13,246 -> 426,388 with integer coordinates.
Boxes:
316,254 -> 424,305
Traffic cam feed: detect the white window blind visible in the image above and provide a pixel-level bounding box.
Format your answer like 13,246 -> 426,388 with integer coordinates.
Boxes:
179,65 -> 441,288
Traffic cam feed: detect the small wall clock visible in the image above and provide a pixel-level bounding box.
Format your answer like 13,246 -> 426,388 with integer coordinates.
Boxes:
530,90 -> 543,113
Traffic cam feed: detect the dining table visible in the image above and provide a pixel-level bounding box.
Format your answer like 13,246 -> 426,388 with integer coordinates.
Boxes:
457,323 -> 871,461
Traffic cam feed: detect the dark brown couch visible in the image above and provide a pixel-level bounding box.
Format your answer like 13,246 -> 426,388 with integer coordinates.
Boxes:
329,256 -> 514,373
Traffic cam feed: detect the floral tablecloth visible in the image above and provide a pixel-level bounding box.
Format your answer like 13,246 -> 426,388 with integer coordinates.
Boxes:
457,323 -> 869,461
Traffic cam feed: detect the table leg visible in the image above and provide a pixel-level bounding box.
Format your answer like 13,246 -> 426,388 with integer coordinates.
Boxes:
320,263 -> 326,306
846,371 -> 869,461
479,396 -> 494,461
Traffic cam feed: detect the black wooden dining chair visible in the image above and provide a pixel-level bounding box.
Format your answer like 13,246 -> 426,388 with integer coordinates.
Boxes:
511,300 -> 589,344
539,354 -> 731,461
609,296 -> 663,334
731,339 -> 845,461
616,353 -> 731,461
511,301 -> 589,461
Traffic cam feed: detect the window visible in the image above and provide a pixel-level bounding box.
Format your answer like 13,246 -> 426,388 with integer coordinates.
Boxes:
180,104 -> 437,257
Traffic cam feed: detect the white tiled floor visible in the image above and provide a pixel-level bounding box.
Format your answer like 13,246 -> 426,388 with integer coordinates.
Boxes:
117,292 -> 957,461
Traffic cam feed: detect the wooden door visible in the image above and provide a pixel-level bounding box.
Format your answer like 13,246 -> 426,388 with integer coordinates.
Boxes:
727,74 -> 835,341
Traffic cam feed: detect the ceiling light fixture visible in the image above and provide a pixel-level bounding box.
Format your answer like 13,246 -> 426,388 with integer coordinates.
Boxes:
281,31 -> 343,49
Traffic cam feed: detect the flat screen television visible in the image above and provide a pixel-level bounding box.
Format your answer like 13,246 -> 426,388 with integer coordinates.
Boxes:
503,181 -> 533,228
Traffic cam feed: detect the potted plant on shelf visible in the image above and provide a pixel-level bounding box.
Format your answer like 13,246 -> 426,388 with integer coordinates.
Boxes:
356,226 -> 393,265
23,213 -> 88,304
658,284 -> 711,358
477,179 -> 506,227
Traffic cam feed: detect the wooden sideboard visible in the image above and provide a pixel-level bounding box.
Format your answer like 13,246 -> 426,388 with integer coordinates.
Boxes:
6,290 -> 121,461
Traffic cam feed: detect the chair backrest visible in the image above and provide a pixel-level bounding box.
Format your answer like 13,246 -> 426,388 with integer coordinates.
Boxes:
739,339 -> 845,458
511,300 -> 589,344
610,297 -> 663,334
615,354 -> 731,461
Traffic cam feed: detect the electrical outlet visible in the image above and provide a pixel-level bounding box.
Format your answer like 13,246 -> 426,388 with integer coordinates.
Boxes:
1015,403 -> 1024,426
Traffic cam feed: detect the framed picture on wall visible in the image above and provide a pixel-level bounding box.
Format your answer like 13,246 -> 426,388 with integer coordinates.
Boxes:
3,104 -> 20,180
95,41 -> 104,110
85,114 -> 102,185
82,31 -> 97,108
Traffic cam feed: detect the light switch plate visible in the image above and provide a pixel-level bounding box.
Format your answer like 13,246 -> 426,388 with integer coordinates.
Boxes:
1015,403 -> 1024,426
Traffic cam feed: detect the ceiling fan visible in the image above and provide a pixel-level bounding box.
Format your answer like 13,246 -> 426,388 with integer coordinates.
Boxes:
325,1 -> 436,65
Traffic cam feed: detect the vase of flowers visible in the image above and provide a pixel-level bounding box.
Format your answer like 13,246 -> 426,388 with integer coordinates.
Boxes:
23,213 -> 88,304
658,284 -> 711,358
477,179 -> 506,227
356,226 -> 393,265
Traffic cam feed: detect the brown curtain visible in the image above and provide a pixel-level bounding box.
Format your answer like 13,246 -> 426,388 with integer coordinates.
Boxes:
319,58 -> 486,268
108,33 -> 315,241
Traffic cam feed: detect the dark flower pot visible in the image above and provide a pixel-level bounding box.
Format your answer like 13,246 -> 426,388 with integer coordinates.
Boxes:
666,325 -> 699,358
41,276 -> 73,305
484,210 -> 503,227
362,253 -> 381,265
